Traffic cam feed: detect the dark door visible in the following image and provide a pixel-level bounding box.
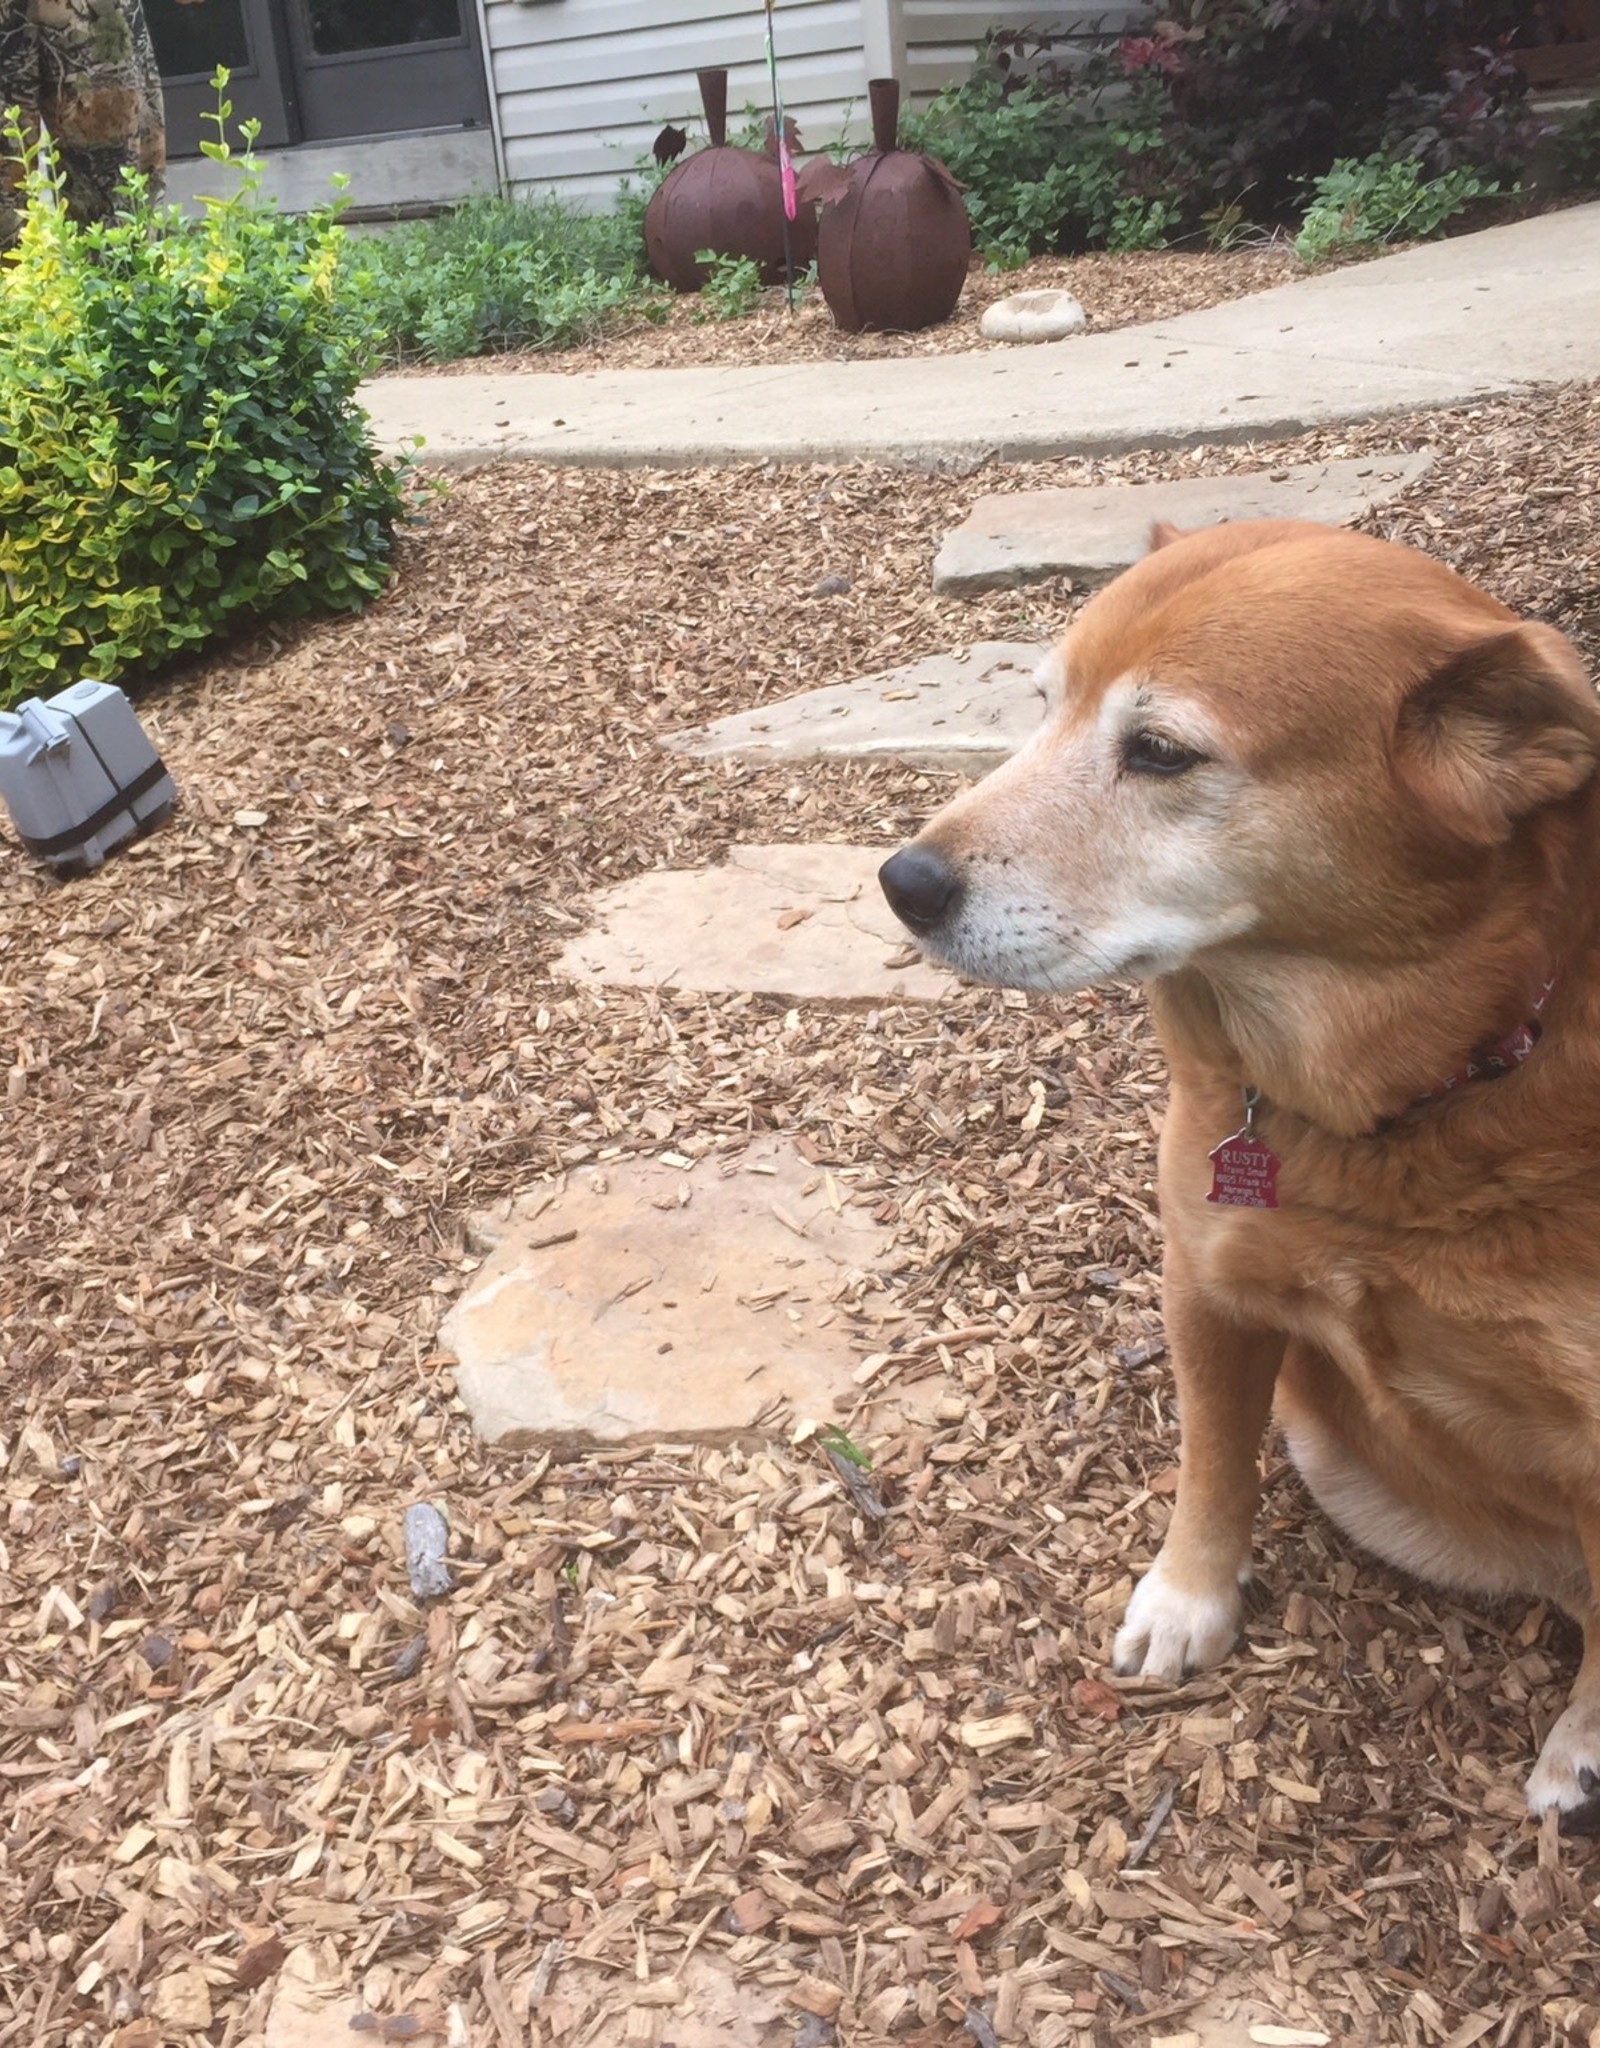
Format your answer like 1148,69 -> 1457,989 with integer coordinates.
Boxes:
148,0 -> 491,156
147,0 -> 295,150
284,0 -> 491,143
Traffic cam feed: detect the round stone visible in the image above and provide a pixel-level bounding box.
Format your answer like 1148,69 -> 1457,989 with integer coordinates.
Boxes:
979,288 -> 1088,344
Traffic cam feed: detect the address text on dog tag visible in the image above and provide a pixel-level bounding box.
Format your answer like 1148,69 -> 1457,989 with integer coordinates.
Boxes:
1207,1135 -> 1281,1209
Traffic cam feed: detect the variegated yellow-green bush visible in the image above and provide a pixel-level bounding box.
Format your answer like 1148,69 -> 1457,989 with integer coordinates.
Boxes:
0,82 -> 411,707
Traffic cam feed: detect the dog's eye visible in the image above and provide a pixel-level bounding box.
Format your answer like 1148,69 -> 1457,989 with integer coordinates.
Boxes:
1124,730 -> 1203,777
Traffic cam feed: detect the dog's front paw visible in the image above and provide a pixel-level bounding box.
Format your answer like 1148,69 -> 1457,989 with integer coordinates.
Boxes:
1527,1699 -> 1600,1834
1112,1553 -> 1244,1681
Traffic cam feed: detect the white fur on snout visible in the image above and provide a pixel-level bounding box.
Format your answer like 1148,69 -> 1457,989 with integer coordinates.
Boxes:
1526,1698 -> 1600,1816
924,872 -> 1258,993
923,880 -> 1112,992
1112,1554 -> 1246,1680
907,676 -> 1259,993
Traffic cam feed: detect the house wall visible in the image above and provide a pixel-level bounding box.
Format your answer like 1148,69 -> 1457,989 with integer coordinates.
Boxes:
483,0 -> 1138,211
899,2 -> 1136,101
484,0 -> 877,211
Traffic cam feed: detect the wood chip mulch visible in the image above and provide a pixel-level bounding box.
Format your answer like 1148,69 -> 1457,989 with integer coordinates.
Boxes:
6,383 -> 1600,2048
394,247 -> 1305,379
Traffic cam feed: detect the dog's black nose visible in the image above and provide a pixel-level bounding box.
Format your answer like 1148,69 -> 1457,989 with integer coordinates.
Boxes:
879,844 -> 962,933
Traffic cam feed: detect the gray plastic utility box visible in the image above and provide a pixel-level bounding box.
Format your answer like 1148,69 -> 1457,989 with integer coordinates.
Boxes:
0,680 -> 176,877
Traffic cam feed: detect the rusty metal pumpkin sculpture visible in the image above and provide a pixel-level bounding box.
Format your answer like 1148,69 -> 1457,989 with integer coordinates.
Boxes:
794,150 -> 851,237
817,77 -> 970,333
645,68 -> 794,292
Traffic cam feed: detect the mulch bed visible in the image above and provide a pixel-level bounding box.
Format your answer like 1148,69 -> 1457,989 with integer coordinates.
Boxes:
6,384 -> 1600,2048
392,247 -> 1305,379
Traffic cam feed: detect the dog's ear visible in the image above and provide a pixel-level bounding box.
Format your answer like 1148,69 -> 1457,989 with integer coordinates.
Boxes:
1148,520 -> 1186,552
1396,623 -> 1600,845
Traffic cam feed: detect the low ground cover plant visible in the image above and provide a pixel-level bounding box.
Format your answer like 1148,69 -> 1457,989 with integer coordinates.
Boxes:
1294,154 -> 1505,264
0,86 -> 409,706
693,250 -> 766,321
350,190 -> 658,364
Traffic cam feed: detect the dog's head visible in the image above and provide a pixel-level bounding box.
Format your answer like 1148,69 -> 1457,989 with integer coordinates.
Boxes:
881,520 -> 1600,993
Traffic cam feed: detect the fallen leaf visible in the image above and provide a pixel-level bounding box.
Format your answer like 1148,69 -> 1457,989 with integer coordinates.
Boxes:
236,1934 -> 287,1988
1071,1677 -> 1124,1723
952,1897 -> 1003,1942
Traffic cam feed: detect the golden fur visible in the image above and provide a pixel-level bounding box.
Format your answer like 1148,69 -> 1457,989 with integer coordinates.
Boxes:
882,519 -> 1600,1820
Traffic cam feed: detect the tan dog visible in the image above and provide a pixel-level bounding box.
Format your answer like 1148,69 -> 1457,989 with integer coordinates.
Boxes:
880,519 -> 1600,1822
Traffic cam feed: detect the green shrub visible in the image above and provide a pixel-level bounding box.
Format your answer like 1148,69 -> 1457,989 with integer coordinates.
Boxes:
899,57 -> 1172,264
1554,101 -> 1600,190
901,12 -> 1543,261
351,190 -> 657,363
1128,3 -> 1537,219
0,87 -> 409,706
1294,153 -> 1505,264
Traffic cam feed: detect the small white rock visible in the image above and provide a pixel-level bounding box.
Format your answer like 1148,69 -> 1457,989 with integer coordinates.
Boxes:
979,288 -> 1087,343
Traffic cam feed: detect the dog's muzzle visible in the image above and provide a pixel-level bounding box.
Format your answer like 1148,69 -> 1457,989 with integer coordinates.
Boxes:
879,844 -> 963,935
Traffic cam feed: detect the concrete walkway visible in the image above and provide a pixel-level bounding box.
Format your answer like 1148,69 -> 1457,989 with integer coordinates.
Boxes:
362,202 -> 1600,471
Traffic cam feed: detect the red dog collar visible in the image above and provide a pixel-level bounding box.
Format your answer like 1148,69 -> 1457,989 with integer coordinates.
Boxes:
1208,976 -> 1557,1209
1408,975 -> 1555,1110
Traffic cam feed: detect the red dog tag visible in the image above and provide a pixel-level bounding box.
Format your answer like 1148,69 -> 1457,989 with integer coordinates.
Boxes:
1207,1134 -> 1280,1208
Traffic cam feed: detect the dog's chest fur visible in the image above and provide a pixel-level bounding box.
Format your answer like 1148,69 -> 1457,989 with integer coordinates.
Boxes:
1189,1149 -> 1600,1510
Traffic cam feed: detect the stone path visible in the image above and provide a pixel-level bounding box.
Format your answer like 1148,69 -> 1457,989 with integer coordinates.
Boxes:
555,842 -> 957,1002
441,1137 -> 953,1447
665,640 -> 1046,775
931,452 -> 1434,595
453,847 -> 959,1441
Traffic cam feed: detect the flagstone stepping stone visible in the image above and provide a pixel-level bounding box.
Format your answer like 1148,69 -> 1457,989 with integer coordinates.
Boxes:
932,451 -> 1434,595
442,1136 -> 940,1446
980,287 -> 1087,343
556,843 -> 959,1002
664,641 -> 1048,776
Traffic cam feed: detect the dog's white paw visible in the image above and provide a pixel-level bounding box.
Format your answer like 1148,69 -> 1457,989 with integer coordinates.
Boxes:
1526,1698 -> 1600,1832
1112,1554 -> 1245,1681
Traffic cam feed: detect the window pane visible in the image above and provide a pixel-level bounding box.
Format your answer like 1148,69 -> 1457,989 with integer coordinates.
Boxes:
147,0 -> 252,79
301,0 -> 464,57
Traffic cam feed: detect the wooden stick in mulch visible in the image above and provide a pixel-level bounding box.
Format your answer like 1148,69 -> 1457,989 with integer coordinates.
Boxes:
818,1428 -> 891,1520
1124,1776 -> 1178,1868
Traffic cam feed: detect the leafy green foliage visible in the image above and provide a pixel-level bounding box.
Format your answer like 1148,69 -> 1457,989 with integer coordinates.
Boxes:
901,7 -> 1543,262
1554,101 -> 1600,191
817,1425 -> 872,1471
1294,154 -> 1505,265
899,55 -> 1175,264
0,81 -> 410,707
1139,1 -> 1536,218
693,249 -> 765,321
351,190 -> 659,364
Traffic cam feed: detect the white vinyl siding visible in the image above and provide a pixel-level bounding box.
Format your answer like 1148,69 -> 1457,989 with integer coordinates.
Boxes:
900,1 -> 1136,101
484,0 -> 876,210
480,0 -> 1139,209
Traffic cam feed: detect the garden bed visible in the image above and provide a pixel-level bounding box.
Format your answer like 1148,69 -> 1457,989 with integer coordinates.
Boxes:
5,384 -> 1600,2047
390,246 -> 1302,377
